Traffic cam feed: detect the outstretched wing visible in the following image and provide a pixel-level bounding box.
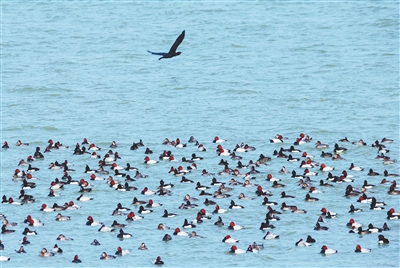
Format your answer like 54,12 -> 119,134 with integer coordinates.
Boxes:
168,30 -> 185,54
147,50 -> 167,56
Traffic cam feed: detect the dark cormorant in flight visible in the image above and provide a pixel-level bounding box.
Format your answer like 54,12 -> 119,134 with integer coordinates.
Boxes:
147,30 -> 185,60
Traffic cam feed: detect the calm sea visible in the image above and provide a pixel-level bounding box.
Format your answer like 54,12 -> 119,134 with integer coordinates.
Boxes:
1,1 -> 399,267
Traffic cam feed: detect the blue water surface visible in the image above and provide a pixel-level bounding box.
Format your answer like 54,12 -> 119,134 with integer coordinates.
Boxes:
1,1 -> 399,267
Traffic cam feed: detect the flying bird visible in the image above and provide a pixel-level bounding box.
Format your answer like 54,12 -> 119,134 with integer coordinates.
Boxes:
147,30 -> 185,60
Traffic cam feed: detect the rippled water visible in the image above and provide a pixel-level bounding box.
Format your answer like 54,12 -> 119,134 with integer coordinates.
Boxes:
1,1 -> 399,267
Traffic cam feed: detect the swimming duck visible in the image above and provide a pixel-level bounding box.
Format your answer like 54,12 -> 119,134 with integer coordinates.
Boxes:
72,255 -> 82,263
162,209 -> 177,218
320,245 -> 337,255
117,229 -> 132,239
378,235 -> 389,244
263,231 -> 279,240
259,220 -> 275,230
138,242 -> 148,250
115,246 -> 129,256
295,239 -> 311,247
152,256 -> 164,265
100,252 -> 116,260
214,216 -> 224,226
355,244 -> 371,253
280,192 -> 295,198
314,222 -> 329,231
228,221 -> 243,230
39,248 -> 55,257
229,245 -> 246,254
229,200 -> 244,209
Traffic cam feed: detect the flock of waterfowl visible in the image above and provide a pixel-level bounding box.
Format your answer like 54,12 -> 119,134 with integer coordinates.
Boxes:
0,133 -> 398,264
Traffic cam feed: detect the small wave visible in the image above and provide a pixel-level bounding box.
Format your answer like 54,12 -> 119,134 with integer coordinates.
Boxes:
43,126 -> 59,131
